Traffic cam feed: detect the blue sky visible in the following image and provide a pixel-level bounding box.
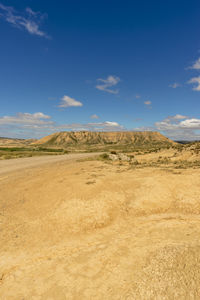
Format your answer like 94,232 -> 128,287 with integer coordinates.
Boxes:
0,0 -> 200,140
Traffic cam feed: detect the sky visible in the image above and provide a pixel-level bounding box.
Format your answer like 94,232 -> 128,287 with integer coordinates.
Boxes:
0,0 -> 200,140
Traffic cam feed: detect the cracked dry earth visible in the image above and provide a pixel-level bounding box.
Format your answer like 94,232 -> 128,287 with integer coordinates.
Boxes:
1,156 -> 200,299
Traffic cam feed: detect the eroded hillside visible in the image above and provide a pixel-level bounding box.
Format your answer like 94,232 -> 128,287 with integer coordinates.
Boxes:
32,131 -> 175,150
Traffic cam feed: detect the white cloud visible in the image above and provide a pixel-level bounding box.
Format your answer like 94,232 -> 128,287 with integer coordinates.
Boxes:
32,112 -> 51,119
189,58 -> 200,70
0,112 -> 124,138
0,3 -> 49,38
180,118 -> 200,129
0,112 -> 52,125
58,95 -> 83,108
104,121 -> 121,127
171,114 -> 188,120
188,76 -> 200,91
155,115 -> 200,140
26,7 -> 37,16
2,112 -> 200,141
144,100 -> 151,105
90,114 -> 99,119
57,121 -> 123,131
163,114 -> 188,122
132,126 -> 154,132
96,75 -> 120,94
169,82 -> 181,88
135,94 -> 141,99
77,121 -> 124,131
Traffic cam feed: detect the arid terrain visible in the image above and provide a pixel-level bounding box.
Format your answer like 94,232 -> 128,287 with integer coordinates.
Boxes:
1,0 -> 198,297
0,131 -> 174,160
1,141 -> 200,299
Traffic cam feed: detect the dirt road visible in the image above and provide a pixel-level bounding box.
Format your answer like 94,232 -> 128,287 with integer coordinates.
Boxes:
0,152 -> 100,176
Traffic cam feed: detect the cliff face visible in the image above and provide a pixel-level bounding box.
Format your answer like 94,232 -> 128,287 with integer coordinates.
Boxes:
33,131 -> 175,147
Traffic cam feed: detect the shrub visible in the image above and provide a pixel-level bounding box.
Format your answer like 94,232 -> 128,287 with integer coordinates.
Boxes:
110,150 -> 117,155
99,153 -> 110,160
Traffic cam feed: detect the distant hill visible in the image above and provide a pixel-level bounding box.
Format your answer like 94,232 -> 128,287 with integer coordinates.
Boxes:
32,131 -> 175,149
175,140 -> 200,144
0,137 -> 36,147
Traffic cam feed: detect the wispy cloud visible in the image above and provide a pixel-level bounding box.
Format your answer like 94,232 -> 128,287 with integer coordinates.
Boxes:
189,57 -> 200,70
0,3 -> 49,38
144,100 -> 151,106
187,57 -> 200,91
96,75 -> 120,94
167,114 -> 188,120
58,95 -> 83,108
132,126 -> 155,132
135,94 -> 141,99
169,82 -> 181,88
0,112 -> 52,125
188,76 -> 200,91
58,121 -> 124,131
90,114 -> 99,119
0,112 -> 124,138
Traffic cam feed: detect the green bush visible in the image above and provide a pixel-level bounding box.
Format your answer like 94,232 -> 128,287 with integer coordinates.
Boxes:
99,153 -> 110,160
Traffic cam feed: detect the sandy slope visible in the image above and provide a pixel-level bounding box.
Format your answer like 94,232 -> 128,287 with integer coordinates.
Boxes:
0,155 -> 200,299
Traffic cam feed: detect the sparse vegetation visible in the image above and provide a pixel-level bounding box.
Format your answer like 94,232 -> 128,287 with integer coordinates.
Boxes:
99,153 -> 110,160
110,150 -> 117,154
0,146 -> 68,160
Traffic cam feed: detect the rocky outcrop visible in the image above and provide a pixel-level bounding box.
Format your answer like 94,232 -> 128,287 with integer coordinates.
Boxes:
109,153 -> 132,161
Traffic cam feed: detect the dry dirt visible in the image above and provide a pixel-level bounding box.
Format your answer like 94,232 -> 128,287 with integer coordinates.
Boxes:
0,153 -> 101,176
1,152 -> 200,299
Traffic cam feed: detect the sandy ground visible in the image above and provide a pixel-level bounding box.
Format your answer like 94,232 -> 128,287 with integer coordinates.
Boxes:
0,153 -> 101,176
1,154 -> 200,299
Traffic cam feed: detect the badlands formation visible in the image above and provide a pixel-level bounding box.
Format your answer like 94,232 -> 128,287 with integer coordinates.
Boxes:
0,133 -> 200,299
33,130 -> 174,148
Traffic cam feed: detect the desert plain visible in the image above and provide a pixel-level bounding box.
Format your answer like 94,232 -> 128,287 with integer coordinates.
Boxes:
1,143 -> 200,299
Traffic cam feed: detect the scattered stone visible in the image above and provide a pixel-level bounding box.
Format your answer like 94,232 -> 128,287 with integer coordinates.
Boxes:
109,153 -> 132,162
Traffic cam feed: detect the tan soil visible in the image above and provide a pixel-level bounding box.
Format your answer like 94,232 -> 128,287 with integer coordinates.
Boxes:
0,153 -> 101,176
0,153 -> 200,299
